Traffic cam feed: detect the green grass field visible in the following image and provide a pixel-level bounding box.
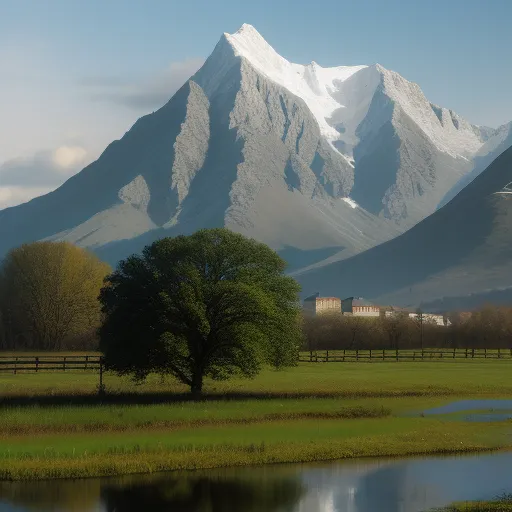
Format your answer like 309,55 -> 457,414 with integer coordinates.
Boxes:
1,359 -> 512,397
0,355 -> 511,480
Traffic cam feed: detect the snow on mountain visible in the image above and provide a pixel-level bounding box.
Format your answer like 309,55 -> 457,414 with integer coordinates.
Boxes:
225,25 -> 486,162
226,24 -> 368,158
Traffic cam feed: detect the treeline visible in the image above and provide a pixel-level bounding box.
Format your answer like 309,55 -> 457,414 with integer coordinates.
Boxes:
303,309 -> 512,351
2,239 -> 512,354
0,242 -> 110,351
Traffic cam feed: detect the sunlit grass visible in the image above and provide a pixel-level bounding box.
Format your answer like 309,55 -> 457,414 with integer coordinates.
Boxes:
0,356 -> 511,480
1,360 -> 512,397
436,493 -> 512,511
0,417 -> 509,480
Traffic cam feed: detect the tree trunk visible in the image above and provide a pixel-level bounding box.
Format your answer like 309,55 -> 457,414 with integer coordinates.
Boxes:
191,372 -> 204,397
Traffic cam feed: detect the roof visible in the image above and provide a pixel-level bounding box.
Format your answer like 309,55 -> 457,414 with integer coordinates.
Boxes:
342,297 -> 377,307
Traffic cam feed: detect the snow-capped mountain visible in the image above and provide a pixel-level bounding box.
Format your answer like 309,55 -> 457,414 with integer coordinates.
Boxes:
0,24 -> 505,271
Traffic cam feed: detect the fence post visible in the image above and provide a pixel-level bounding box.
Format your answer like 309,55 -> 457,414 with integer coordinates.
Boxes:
35,356 -> 39,372
484,348 -> 487,359
453,348 -> 456,359
396,349 -> 399,362
85,355 -> 89,370
310,351 -> 313,363
343,349 -> 346,362
382,349 -> 385,361
14,357 -> 17,375
356,349 -> 359,361
99,357 -> 104,395
326,350 -> 329,363
465,348 -> 468,359
63,356 -> 66,371
498,348 -> 501,359
369,349 -> 372,360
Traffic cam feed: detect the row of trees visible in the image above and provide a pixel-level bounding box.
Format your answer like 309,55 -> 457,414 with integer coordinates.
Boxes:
303,308 -> 512,351
2,230 -> 511,394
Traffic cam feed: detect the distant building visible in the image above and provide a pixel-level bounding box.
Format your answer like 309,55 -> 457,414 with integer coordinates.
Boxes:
342,297 -> 380,317
303,293 -> 341,316
408,312 -> 450,326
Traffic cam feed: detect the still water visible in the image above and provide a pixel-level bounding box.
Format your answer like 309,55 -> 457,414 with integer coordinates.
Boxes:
0,451 -> 511,512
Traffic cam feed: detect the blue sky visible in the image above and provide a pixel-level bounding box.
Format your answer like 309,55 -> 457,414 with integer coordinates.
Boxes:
1,0 -> 511,208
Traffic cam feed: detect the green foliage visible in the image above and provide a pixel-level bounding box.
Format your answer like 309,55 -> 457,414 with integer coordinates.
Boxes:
99,228 -> 302,393
0,242 -> 110,350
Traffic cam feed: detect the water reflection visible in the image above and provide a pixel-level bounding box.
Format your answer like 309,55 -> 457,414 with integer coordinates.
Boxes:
101,470 -> 304,511
1,452 -> 512,512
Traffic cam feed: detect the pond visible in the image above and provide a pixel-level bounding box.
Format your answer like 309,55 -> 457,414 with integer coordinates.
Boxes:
421,399 -> 512,422
1,450 -> 512,512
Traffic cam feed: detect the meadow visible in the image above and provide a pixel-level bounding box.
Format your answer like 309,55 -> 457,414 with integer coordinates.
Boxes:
0,355 -> 512,480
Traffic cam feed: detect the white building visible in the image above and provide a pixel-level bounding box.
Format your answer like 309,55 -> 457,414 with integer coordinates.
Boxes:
408,313 -> 450,326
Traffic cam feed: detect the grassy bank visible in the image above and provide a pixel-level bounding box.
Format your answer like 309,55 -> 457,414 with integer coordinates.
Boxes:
0,358 -> 511,480
437,494 -> 512,510
0,414 -> 510,480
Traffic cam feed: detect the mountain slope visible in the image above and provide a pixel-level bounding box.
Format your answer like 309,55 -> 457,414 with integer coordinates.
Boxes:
0,24 -> 502,270
295,146 -> 512,307
438,121 -> 512,208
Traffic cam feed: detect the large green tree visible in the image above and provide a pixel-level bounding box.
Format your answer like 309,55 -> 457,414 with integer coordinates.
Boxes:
99,228 -> 302,394
0,241 -> 110,350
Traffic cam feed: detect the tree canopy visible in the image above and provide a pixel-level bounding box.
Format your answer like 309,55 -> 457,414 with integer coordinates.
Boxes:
0,241 -> 111,350
99,228 -> 303,394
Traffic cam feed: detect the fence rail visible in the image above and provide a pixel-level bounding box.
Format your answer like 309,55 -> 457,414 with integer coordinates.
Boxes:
0,355 -> 103,373
298,348 -> 512,363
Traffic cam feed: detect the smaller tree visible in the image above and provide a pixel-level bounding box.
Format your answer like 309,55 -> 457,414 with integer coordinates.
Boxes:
0,242 -> 110,350
99,229 -> 303,395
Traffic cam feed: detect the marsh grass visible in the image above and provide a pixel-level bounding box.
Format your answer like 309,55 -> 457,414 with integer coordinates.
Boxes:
0,418 -> 508,480
437,493 -> 512,511
0,400 -> 392,435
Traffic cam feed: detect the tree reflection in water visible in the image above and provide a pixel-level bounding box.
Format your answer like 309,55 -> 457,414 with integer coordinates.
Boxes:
0,468 -> 305,512
101,470 -> 305,512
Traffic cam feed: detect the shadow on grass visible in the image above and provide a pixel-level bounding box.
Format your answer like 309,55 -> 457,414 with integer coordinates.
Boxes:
0,389 -> 451,408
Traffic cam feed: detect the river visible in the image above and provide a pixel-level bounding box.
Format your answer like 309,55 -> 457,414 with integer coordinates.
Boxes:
0,450 -> 511,512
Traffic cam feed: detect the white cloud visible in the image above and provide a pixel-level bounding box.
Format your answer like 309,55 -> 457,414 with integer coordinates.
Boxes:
52,145 -> 87,169
0,145 -> 89,210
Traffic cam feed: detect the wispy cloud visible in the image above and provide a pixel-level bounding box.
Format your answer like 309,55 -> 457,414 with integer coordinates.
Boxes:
82,58 -> 204,110
0,146 -> 88,209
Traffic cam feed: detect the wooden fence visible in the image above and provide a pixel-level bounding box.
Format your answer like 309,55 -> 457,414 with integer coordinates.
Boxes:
0,355 -> 105,389
298,348 -> 512,363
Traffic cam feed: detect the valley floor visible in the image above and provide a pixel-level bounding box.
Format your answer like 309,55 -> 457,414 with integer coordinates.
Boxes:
0,359 -> 511,480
